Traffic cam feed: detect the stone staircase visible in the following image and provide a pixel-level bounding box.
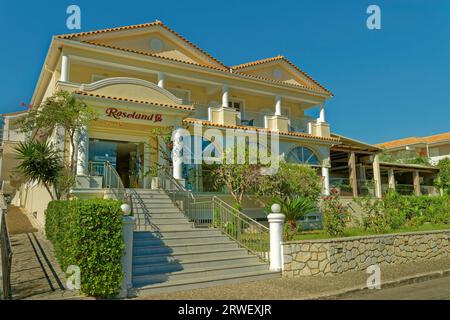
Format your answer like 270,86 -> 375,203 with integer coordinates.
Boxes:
128,189 -> 279,295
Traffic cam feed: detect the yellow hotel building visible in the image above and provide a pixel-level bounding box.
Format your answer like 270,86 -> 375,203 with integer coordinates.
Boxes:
3,21 -> 443,293
12,20 -> 344,224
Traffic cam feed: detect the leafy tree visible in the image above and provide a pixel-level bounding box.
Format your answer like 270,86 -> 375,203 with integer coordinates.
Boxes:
143,126 -> 174,178
14,141 -> 62,200
212,146 -> 263,206
19,90 -> 97,175
435,158 -> 450,195
257,162 -> 322,202
404,156 -> 431,165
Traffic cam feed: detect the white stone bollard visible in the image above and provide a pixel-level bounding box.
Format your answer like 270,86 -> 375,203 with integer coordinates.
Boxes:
267,204 -> 285,272
118,214 -> 135,298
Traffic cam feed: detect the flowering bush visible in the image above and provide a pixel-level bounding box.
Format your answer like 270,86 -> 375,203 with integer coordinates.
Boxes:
321,189 -> 350,237
354,196 -> 388,233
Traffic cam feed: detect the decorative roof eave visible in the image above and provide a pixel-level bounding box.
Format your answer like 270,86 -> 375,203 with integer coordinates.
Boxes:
378,161 -> 438,171
231,55 -> 332,96
55,20 -> 228,70
331,133 -> 381,153
73,91 -> 195,112
60,39 -> 331,99
182,118 -> 340,144
1,110 -> 28,118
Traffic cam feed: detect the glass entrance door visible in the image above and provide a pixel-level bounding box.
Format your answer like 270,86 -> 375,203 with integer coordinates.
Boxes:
89,139 -> 143,188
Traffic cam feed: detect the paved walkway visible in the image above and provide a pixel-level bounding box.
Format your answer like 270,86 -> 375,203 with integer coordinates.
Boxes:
138,258 -> 450,300
7,206 -> 84,300
342,275 -> 450,300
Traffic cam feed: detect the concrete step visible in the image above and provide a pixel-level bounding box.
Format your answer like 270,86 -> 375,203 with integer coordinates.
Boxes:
133,255 -> 259,274
134,208 -> 181,213
131,190 -> 170,198
132,248 -> 248,265
133,234 -> 230,246
134,217 -> 190,225
135,213 -> 186,219
133,270 -> 280,295
132,195 -> 173,203
134,229 -> 223,239
133,241 -> 238,255
133,262 -> 269,285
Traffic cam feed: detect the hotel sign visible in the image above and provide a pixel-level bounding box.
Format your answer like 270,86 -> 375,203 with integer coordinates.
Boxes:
105,107 -> 163,123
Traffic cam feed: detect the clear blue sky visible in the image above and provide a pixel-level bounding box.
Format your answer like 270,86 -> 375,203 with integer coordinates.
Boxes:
1,0 -> 449,144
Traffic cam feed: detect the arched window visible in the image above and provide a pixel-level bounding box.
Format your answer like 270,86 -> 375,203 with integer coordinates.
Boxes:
286,146 -> 320,166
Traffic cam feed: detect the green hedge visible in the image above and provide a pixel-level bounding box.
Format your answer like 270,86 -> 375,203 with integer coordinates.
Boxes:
357,191 -> 450,233
46,199 -> 124,298
384,192 -> 450,227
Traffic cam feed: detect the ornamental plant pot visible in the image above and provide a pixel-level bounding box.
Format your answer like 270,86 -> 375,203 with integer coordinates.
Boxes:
151,177 -> 160,189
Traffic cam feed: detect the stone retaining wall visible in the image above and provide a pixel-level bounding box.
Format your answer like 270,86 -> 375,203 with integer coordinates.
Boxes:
282,230 -> 450,277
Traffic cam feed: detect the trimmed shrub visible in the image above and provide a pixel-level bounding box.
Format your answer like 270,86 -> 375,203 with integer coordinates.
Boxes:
46,199 -> 124,298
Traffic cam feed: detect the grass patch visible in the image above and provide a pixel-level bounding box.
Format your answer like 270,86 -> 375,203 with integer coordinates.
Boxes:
292,223 -> 450,241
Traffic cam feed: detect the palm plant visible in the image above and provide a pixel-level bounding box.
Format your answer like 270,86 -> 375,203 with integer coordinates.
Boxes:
272,195 -> 317,240
15,141 -> 62,200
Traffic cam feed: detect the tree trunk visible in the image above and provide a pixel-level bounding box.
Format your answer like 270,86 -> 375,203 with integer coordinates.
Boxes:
43,183 -> 55,201
69,130 -> 76,176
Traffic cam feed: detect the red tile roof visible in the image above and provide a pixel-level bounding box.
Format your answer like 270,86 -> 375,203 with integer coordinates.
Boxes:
376,132 -> 450,148
80,41 -> 330,96
73,91 -> 194,111
56,20 -> 228,69
55,21 -> 331,96
232,55 -> 332,95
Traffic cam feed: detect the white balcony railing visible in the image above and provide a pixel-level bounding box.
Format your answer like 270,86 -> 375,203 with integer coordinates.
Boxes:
190,101 -> 317,134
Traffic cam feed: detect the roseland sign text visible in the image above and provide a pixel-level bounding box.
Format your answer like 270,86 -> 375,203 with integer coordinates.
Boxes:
105,107 -> 163,123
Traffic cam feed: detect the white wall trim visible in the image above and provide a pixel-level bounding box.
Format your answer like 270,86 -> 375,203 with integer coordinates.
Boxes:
79,77 -> 185,105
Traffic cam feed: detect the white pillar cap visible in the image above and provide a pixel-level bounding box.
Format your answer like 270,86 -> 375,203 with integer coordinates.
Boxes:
267,213 -> 285,223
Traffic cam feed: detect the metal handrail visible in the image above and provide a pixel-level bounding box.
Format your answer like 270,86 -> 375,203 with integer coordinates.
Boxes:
212,196 -> 269,261
1,193 -> 12,299
103,161 -> 128,203
157,169 -> 269,261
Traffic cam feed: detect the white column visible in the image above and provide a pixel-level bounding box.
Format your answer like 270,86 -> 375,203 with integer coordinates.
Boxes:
172,128 -> 183,181
275,95 -> 282,116
372,154 -> 382,198
267,204 -> 285,272
157,72 -> 165,88
318,105 -> 325,123
118,215 -> 136,298
413,170 -> 421,196
222,85 -> 229,108
348,152 -> 358,197
322,166 -> 330,196
388,168 -> 395,190
60,54 -> 70,82
76,126 -> 89,176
